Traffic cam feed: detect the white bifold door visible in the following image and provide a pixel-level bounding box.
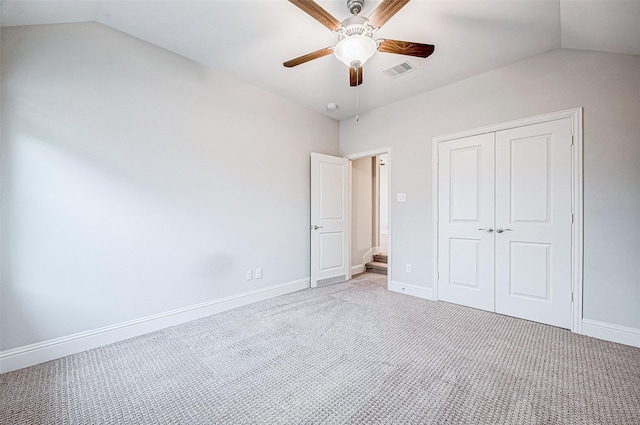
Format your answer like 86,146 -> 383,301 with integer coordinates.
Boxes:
438,118 -> 573,329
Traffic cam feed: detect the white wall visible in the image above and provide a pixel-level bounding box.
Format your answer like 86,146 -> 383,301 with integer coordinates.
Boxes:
340,49 -> 640,330
0,22 -> 339,352
351,157 -> 373,269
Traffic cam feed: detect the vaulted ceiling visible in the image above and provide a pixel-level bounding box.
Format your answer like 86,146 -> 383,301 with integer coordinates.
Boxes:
2,1 -> 639,120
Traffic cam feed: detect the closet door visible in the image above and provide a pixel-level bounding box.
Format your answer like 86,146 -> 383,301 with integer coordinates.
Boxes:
494,119 -> 573,329
437,133 -> 495,312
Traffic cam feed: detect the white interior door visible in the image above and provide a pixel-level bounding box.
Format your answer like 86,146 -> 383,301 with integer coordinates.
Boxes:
437,133 -> 495,311
310,153 -> 351,288
494,119 -> 573,328
436,118 -> 573,329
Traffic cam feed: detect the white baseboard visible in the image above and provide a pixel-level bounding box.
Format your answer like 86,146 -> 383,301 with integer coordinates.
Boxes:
389,281 -> 434,300
363,248 -> 373,265
351,248 -> 374,276
0,278 -> 310,374
581,319 -> 640,348
351,264 -> 365,275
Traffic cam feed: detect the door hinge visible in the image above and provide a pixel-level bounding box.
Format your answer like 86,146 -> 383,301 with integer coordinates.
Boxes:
571,213 -> 574,224
571,292 -> 574,302
571,135 -> 574,146
437,272 -> 440,280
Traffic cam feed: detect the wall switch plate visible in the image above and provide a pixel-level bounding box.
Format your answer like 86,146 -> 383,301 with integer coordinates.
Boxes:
255,268 -> 262,279
245,270 -> 253,280
406,264 -> 412,273
397,193 -> 406,203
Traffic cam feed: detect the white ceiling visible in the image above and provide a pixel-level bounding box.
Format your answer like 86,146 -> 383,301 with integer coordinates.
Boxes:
2,0 -> 639,120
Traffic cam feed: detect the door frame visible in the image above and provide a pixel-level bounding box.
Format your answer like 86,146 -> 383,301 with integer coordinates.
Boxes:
347,147 -> 393,289
431,108 -> 583,333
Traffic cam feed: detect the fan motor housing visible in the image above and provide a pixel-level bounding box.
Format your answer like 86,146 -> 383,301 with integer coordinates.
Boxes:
339,16 -> 374,39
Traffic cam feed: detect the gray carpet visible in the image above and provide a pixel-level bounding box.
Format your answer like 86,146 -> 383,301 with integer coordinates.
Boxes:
1,272 -> 639,424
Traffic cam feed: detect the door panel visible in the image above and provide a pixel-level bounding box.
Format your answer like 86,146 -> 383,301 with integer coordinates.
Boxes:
495,119 -> 573,328
509,242 -> 551,300
320,162 -> 345,219
319,232 -> 345,271
509,135 -> 550,222
311,153 -> 350,287
438,133 -> 495,311
449,238 -> 480,288
450,147 -> 481,221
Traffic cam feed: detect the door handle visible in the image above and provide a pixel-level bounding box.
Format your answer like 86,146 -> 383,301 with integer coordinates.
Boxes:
311,225 -> 324,230
496,228 -> 513,233
478,228 -> 494,233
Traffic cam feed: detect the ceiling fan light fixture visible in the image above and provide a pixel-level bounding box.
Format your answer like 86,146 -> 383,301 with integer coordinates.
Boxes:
285,0 -> 434,87
333,35 -> 377,68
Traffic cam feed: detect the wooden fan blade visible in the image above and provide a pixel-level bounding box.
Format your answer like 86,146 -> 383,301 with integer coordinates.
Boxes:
378,39 -> 435,58
284,47 -> 333,68
368,0 -> 411,29
289,0 -> 341,31
349,66 -> 363,87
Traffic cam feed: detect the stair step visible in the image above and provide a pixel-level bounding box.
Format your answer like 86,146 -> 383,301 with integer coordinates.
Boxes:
373,253 -> 388,264
365,261 -> 388,275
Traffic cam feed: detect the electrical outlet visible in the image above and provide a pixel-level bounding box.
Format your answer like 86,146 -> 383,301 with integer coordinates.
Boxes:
406,264 -> 412,273
397,192 -> 406,203
255,268 -> 262,279
245,270 -> 253,280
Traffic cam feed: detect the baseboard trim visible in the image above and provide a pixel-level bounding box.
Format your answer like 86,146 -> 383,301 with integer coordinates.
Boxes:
389,281 -> 434,300
581,319 -> 640,348
352,248 -> 374,276
351,264 -> 365,275
362,248 -> 373,266
0,277 -> 310,374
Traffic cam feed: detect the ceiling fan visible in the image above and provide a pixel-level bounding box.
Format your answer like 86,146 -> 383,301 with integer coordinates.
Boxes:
284,0 -> 435,87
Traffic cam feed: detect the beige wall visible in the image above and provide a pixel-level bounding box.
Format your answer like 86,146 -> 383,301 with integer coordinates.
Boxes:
351,157 -> 374,270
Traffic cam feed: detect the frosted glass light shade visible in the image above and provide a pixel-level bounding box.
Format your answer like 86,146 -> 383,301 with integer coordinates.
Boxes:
334,35 -> 377,68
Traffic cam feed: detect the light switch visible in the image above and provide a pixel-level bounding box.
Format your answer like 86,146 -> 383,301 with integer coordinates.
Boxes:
397,193 -> 406,203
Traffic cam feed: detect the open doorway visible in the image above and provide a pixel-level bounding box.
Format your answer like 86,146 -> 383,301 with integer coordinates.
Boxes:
350,151 -> 390,283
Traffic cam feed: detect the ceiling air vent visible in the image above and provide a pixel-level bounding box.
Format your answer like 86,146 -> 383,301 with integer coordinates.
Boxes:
382,61 -> 417,79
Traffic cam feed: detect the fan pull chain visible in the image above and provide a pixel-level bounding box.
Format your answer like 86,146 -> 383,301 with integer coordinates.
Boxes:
355,66 -> 360,122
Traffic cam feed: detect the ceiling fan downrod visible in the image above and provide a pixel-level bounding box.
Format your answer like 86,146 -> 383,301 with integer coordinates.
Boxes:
347,0 -> 364,16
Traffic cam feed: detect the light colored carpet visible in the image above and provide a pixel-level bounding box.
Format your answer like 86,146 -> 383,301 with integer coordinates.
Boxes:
2,272 -> 639,424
